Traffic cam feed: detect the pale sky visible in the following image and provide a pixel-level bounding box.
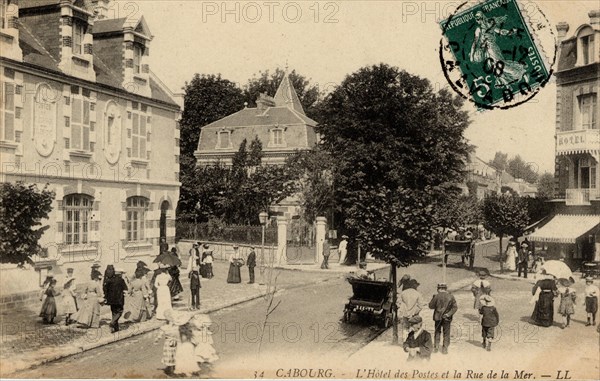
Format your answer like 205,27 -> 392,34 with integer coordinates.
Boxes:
112,0 -> 598,175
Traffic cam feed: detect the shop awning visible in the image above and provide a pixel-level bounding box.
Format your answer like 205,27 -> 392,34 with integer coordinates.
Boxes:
528,214 -> 600,244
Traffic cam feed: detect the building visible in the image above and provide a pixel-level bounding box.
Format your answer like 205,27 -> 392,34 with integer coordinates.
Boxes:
194,72 -> 318,167
461,154 -> 502,199
0,0 -> 180,296
528,10 -> 600,268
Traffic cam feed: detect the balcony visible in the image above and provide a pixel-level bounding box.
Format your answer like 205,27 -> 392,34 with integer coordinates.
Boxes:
565,188 -> 600,205
556,129 -> 600,157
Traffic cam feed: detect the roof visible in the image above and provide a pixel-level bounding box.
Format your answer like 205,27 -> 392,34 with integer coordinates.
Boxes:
528,214 -> 600,244
202,106 -> 316,129
274,73 -> 305,115
93,18 -> 128,34
557,38 -> 578,72
19,0 -> 61,9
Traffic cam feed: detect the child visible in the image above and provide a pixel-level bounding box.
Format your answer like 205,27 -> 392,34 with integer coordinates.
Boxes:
402,315 -> 432,361
558,286 -> 576,328
154,309 -> 180,376
175,320 -> 201,377
479,294 -> 499,351
39,279 -> 60,324
190,314 -> 219,365
583,277 -> 599,327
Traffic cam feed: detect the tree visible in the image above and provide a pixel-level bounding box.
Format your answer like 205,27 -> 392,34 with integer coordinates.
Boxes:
482,193 -> 530,272
507,155 -> 538,183
435,194 -> 482,231
244,68 -> 320,119
537,172 -> 555,199
318,64 -> 471,343
489,152 -> 508,172
177,73 -> 245,220
0,182 -> 55,266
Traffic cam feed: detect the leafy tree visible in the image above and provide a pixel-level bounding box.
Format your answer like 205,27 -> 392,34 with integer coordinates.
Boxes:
536,172 -> 555,199
248,136 -> 263,167
482,193 -> 530,272
0,182 -> 55,266
489,152 -> 508,172
507,155 -> 538,183
177,73 -> 245,220
319,63 -> 471,268
435,194 -> 482,231
244,68 -> 320,119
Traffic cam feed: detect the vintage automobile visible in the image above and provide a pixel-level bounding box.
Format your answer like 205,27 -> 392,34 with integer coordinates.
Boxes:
443,238 -> 476,269
342,277 -> 395,328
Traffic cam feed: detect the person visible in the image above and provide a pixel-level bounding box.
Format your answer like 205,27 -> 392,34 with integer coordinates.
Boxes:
247,246 -> 257,284
190,314 -> 219,365
352,262 -> 375,280
558,285 -> 576,329
398,279 -> 426,340
398,274 -> 412,292
479,294 -> 499,351
584,277 -> 599,327
168,249 -> 184,301
517,242 -> 529,278
428,283 -> 458,354
530,270 -> 558,327
160,237 -> 169,254
320,238 -> 331,269
175,317 -> 201,376
338,235 -> 348,265
202,243 -> 214,279
150,265 -> 168,314
504,241 -> 517,272
154,266 -> 173,320
104,267 -> 128,333
62,274 -> 78,326
124,267 -> 151,323
39,278 -> 60,324
227,245 -> 244,283
402,315 -> 432,361
471,271 -> 491,310
72,270 -> 104,328
187,246 -> 202,310
154,309 -> 180,376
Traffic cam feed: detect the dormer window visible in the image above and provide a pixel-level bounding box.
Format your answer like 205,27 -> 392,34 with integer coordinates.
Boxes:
269,127 -> 286,147
0,0 -> 8,29
217,130 -> 232,149
133,44 -> 143,74
577,26 -> 596,66
73,21 -> 86,55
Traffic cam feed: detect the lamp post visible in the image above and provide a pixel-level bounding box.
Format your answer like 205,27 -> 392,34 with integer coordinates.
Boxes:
194,201 -> 201,239
259,211 -> 268,285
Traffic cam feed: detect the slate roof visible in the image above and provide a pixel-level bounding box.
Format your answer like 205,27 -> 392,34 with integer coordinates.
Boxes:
558,38 -> 578,72
274,74 -> 305,115
93,18 -> 128,34
19,0 -> 61,9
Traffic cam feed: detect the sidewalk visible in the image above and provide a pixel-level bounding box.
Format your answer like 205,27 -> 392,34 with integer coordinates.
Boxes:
0,261 -> 337,376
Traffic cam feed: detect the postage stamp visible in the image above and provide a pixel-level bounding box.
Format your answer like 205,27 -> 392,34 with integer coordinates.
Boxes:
439,0 -> 556,109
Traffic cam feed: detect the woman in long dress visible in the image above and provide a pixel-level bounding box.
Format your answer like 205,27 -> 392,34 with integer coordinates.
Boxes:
72,270 -> 104,328
155,267 -> 173,320
531,272 -> 558,327
62,277 -> 78,326
39,279 -> 60,324
125,268 -> 151,323
227,247 -> 243,284
504,241 -> 517,271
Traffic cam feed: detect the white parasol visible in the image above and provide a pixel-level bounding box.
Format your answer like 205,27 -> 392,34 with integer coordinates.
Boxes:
539,260 -> 573,282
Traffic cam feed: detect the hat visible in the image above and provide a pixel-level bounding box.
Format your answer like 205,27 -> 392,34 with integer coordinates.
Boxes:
437,283 -> 448,289
193,242 -> 199,247
114,267 -> 125,274
342,235 -> 348,239
480,295 -> 495,307
250,246 -> 255,250
136,261 -> 148,268
408,315 -> 423,325
478,270 -> 487,277
508,241 -> 516,246
91,263 -> 101,268
66,267 -> 74,272
172,311 -> 193,326
203,243 -> 209,249
464,232 -> 473,239
521,242 -> 529,247
359,262 -> 367,269
586,277 -> 594,283
233,245 -> 238,249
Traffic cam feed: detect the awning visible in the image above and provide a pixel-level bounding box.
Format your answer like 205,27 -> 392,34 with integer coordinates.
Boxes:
527,214 -> 600,244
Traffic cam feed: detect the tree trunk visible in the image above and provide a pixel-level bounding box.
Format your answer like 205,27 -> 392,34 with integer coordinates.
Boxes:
499,234 -> 504,274
391,264 -> 398,344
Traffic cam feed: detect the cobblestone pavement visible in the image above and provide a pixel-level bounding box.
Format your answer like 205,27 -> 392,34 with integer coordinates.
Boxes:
0,261 -> 337,376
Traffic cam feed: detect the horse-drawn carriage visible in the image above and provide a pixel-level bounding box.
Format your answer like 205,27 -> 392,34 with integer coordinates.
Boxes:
443,239 -> 476,269
342,277 -> 395,328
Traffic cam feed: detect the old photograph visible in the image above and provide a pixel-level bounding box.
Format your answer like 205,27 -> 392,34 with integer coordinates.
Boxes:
0,0 -> 599,379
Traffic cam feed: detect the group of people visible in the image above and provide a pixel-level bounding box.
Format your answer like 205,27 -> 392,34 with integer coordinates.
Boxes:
504,238 -> 540,278
320,235 -> 349,269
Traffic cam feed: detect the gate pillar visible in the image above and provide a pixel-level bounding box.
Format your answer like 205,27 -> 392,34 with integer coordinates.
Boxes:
315,216 -> 327,265
276,216 -> 288,265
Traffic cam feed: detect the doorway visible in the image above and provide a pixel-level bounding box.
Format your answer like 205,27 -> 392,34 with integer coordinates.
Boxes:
160,200 -> 170,240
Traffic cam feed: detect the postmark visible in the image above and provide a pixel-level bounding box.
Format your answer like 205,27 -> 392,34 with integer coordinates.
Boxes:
439,0 -> 556,110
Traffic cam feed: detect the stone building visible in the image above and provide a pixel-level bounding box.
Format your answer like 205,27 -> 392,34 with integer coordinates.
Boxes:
0,0 -> 180,298
529,10 -> 600,268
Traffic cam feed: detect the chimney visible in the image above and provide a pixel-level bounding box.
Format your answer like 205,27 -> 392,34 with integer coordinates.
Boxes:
256,93 -> 275,112
556,22 -> 569,44
92,0 -> 110,20
589,10 -> 600,26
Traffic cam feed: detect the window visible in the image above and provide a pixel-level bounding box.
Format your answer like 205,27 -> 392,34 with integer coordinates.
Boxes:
64,194 -> 93,245
272,129 -> 284,146
73,22 -> 85,55
126,196 -> 148,242
218,131 -> 231,149
1,82 -> 15,141
579,93 -> 597,129
71,94 -> 92,150
131,109 -> 147,159
582,35 -> 595,65
133,45 -> 143,74
0,0 -> 11,29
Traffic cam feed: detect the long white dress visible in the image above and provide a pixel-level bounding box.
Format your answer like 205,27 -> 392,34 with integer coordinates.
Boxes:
154,272 -> 172,320
505,246 -> 517,271
338,240 -> 348,264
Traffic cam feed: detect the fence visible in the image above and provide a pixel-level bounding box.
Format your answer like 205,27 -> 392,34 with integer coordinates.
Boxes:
176,221 -> 277,245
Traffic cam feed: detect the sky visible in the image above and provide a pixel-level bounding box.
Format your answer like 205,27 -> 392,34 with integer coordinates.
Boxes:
112,0 -> 598,175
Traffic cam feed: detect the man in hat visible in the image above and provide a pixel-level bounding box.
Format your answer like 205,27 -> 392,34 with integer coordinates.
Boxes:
320,238 -> 331,269
479,294 -> 499,351
402,315 -> 432,361
471,270 -> 491,310
246,247 -> 257,284
338,235 -> 348,265
104,267 -> 128,332
428,283 -> 458,354
187,248 -> 201,310
517,242 -> 529,278
584,277 -> 599,327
